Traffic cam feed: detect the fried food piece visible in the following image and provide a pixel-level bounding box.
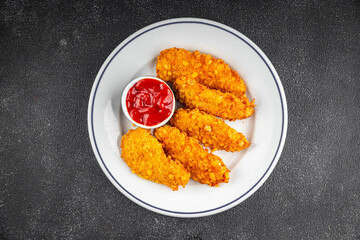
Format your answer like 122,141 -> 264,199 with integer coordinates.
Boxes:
156,47 -> 247,97
171,108 -> 251,152
173,77 -> 255,121
154,126 -> 229,187
120,128 -> 190,191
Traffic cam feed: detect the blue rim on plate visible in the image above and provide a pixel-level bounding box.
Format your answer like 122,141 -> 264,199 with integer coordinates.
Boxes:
88,18 -> 287,217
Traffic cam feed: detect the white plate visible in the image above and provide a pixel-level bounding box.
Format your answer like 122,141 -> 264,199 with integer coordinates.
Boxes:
87,18 -> 288,218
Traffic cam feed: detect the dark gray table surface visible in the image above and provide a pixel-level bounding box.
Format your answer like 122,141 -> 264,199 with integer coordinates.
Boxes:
1,1 -> 359,239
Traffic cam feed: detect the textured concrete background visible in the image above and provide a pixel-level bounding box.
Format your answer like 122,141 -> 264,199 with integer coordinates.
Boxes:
1,0 -> 360,239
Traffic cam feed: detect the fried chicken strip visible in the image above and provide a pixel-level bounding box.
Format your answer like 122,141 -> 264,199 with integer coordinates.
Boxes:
173,76 -> 255,121
121,128 -> 190,191
156,47 -> 247,97
171,108 -> 251,152
154,126 -> 229,187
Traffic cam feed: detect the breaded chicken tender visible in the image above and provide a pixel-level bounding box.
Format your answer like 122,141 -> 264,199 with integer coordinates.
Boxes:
171,108 -> 251,152
156,47 -> 247,97
173,77 -> 255,121
121,128 -> 190,191
154,126 -> 229,187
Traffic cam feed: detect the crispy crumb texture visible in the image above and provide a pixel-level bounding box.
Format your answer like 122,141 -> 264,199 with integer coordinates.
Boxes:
156,47 -> 247,97
171,108 -> 251,152
173,76 -> 255,121
154,126 -> 230,187
120,128 -> 190,191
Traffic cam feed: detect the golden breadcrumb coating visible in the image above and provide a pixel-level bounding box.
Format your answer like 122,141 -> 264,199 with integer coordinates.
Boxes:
173,77 -> 255,121
156,47 -> 247,97
170,108 -> 251,152
154,126 -> 229,187
120,128 -> 190,191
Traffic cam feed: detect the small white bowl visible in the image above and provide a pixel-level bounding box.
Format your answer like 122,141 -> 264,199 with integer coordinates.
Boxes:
121,76 -> 176,129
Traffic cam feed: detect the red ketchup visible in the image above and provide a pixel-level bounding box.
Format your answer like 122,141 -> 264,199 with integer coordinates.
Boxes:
126,78 -> 174,126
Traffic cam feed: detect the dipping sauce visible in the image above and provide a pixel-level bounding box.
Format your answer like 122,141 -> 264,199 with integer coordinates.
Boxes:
126,78 -> 174,126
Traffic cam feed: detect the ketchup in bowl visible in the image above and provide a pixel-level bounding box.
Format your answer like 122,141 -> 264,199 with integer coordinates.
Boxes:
125,78 -> 174,127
